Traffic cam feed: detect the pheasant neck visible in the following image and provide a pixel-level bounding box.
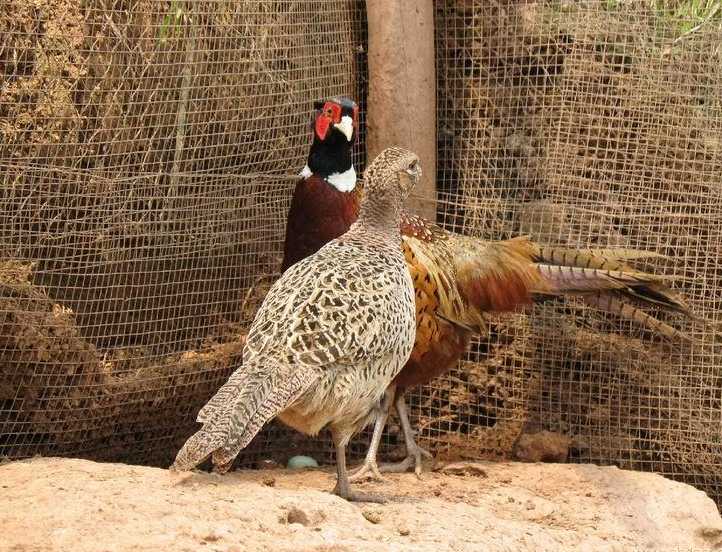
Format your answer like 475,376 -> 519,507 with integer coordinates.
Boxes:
305,134 -> 354,192
356,191 -> 403,237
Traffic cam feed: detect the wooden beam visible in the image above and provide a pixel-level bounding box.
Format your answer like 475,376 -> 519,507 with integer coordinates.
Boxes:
366,0 -> 436,220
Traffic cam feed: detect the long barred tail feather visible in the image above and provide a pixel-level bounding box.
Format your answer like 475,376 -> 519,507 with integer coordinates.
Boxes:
582,292 -> 693,342
527,244 -> 699,339
170,428 -> 225,471
533,245 -> 665,271
534,264 -> 663,294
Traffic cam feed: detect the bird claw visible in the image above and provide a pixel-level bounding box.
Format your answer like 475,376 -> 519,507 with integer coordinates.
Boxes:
332,487 -> 388,503
349,459 -> 386,482
378,443 -> 434,477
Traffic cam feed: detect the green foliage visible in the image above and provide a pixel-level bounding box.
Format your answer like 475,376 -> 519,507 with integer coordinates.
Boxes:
653,0 -> 722,34
158,0 -> 188,46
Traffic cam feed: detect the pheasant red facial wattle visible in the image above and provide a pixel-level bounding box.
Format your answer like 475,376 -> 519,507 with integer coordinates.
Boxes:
312,99 -> 358,142
314,102 -> 339,140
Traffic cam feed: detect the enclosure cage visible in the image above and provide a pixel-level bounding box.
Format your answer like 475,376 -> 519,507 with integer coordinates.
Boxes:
1,0 -> 721,507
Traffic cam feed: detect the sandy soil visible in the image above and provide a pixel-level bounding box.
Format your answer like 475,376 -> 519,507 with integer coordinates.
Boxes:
2,457 -> 721,552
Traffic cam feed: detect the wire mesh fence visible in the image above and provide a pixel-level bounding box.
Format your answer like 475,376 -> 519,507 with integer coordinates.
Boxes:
428,0 -> 722,503
0,0 -> 367,464
2,0 -> 721,508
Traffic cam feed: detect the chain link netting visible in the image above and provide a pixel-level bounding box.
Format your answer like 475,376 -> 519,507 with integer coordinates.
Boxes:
423,0 -> 722,504
0,0 -> 367,465
2,0 -> 721,507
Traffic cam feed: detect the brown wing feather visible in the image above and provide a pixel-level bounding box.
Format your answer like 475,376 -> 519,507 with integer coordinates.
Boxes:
395,221 -> 542,390
396,238 -> 471,389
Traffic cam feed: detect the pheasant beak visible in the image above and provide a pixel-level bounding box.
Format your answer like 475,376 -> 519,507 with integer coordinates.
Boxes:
314,113 -> 332,141
333,115 -> 354,142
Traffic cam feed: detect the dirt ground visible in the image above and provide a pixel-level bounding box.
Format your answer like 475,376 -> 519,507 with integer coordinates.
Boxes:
2,458 -> 721,552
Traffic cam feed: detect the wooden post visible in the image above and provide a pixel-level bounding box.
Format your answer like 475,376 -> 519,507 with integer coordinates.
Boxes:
365,0 -> 436,220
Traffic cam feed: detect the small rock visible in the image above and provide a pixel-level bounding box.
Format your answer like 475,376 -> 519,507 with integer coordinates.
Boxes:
513,431 -> 572,463
438,462 -> 487,477
286,506 -> 311,526
362,509 -> 382,524
261,476 -> 275,487
699,527 -> 722,539
398,526 -> 411,536
202,532 -> 221,542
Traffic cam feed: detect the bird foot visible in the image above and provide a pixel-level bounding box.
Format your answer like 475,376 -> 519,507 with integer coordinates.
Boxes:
212,461 -> 233,475
379,444 -> 434,477
332,485 -> 388,503
348,459 -> 386,482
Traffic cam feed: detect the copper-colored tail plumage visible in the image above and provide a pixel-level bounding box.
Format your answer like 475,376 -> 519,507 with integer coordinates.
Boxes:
402,229 -> 695,342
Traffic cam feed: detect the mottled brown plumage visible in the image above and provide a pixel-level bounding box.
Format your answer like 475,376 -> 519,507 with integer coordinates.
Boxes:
281,96 -> 696,480
172,147 -> 420,502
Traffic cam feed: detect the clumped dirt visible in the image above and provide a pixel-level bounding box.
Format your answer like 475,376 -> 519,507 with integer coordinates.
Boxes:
0,0 -> 365,349
3,457 -> 721,552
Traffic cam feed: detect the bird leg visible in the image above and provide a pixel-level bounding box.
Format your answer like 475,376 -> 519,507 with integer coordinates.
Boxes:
377,392 -> 433,477
331,428 -> 387,503
348,387 -> 395,482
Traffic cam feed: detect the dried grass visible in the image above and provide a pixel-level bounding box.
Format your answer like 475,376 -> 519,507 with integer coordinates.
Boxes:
0,260 -> 245,463
0,0 -> 364,349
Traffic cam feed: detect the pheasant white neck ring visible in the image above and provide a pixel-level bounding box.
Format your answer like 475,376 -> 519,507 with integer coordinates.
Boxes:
299,164 -> 357,193
334,115 -> 354,142
327,165 -> 356,192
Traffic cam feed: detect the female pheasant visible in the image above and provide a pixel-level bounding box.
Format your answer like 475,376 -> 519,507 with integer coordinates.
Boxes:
282,96 -> 695,480
172,147 -> 420,502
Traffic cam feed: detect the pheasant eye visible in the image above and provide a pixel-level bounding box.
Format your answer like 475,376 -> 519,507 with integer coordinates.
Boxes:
322,102 -> 342,123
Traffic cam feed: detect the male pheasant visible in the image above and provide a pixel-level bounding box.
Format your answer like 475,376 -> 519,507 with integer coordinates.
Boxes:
172,147 -> 420,502
282,96 -> 696,480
